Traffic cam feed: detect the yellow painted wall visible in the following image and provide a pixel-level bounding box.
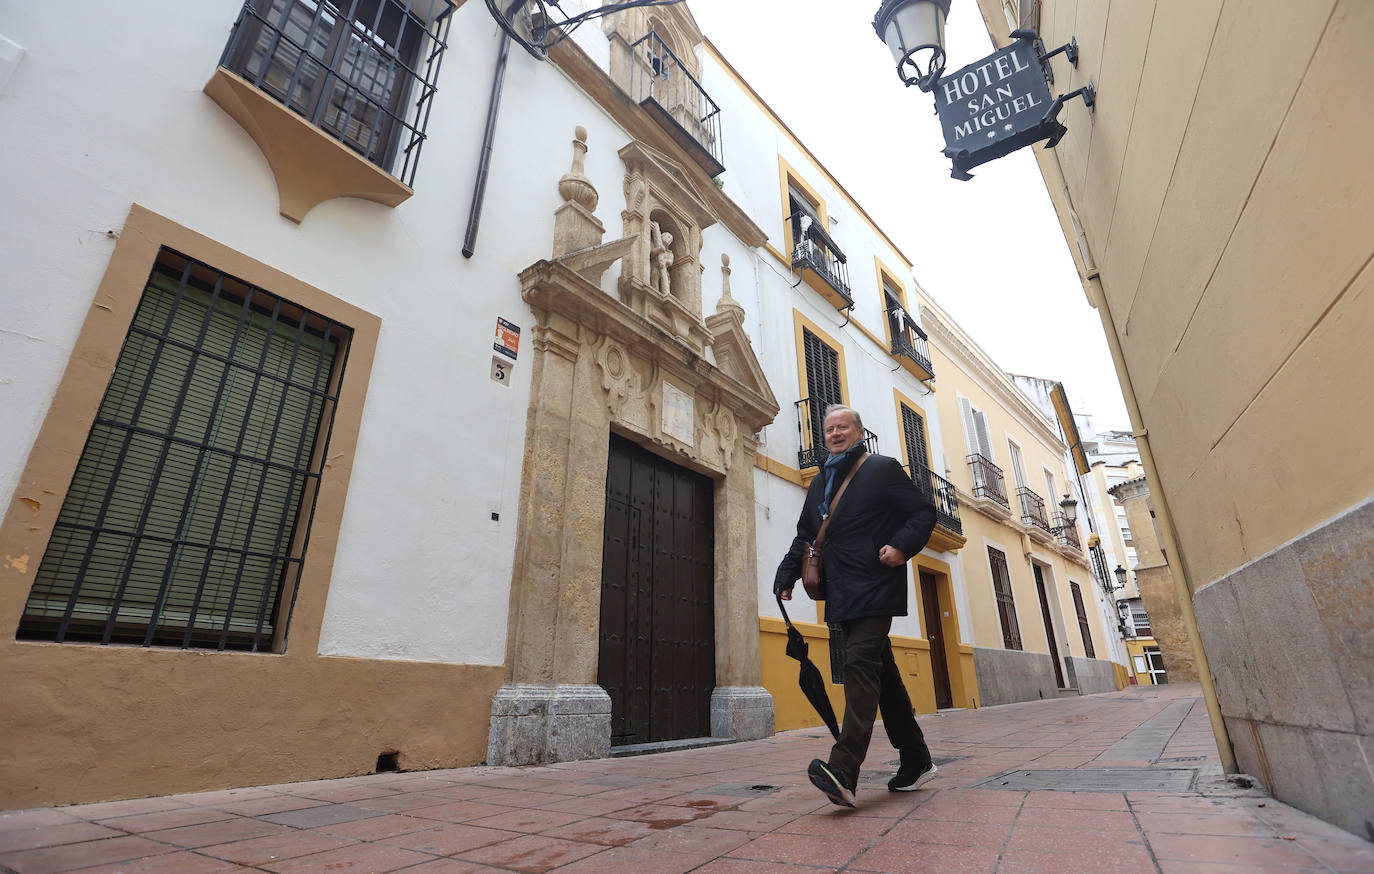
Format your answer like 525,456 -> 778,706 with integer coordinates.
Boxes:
921,313 -> 1107,668
979,0 -> 1374,591
1125,638 -> 1163,686
760,614 -> 978,733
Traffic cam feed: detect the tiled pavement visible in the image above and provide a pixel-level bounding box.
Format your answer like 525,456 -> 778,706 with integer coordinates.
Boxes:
4,683 -> 1372,873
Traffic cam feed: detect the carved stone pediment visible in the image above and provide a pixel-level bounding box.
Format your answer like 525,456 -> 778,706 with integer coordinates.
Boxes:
619,140 -> 716,230
618,141 -> 716,353
520,259 -> 778,442
705,255 -> 776,418
705,308 -> 774,417
538,128 -> 778,439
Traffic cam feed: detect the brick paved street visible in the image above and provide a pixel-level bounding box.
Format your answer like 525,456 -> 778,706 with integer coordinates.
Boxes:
3,683 -> 1371,873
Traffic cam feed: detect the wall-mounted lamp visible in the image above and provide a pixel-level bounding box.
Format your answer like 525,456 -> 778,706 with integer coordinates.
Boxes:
1114,565 -> 1129,590
875,0 -> 1095,180
873,0 -> 951,92
1058,493 -> 1078,525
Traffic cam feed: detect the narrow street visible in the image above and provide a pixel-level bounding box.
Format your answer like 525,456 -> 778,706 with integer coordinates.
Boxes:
3,683 -> 1370,873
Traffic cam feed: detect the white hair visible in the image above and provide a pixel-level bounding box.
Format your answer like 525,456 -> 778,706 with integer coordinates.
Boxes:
823,404 -> 863,432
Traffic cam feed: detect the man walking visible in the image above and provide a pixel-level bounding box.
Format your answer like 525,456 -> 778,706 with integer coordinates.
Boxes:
775,404 -> 938,807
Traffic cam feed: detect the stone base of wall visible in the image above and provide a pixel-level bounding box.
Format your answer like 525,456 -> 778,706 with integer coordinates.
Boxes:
973,647 -> 1061,706
1065,656 -> 1120,695
487,683 -> 611,766
710,686 -> 774,740
1136,564 -> 1199,682
1193,497 -> 1374,841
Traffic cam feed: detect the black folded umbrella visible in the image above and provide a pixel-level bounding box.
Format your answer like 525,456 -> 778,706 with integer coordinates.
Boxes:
776,594 -> 840,741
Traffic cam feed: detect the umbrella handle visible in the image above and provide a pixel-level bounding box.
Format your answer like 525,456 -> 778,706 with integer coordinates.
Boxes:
776,593 -> 792,628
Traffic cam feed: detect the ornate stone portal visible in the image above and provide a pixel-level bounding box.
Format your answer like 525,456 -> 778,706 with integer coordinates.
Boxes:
487,129 -> 778,765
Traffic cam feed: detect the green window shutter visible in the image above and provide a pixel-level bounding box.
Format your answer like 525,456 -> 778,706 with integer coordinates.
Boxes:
19,254 -> 346,651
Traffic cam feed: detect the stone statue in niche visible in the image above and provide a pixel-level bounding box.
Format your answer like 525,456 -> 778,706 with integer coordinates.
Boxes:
650,220 -> 674,296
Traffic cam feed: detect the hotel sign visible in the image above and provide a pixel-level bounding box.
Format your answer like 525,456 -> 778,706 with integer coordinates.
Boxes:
934,39 -> 1061,179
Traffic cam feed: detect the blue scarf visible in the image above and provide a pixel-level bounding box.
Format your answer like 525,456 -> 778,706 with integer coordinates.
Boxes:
819,441 -> 866,519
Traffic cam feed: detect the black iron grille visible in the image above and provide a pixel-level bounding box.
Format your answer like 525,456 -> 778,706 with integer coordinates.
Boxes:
790,202 -> 852,305
220,0 -> 454,186
17,250 -> 349,652
988,546 -> 1022,650
909,464 -> 963,535
967,452 -> 1009,508
1017,486 -> 1051,533
629,28 -> 724,177
886,295 -> 934,379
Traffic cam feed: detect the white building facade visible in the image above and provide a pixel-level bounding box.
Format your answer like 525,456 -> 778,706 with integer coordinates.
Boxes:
0,0 -> 1117,808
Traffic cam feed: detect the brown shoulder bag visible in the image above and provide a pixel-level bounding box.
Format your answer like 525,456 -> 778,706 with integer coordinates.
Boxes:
801,453 -> 868,601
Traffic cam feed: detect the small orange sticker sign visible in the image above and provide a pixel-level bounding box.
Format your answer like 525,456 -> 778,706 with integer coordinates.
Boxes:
494,317 -> 520,360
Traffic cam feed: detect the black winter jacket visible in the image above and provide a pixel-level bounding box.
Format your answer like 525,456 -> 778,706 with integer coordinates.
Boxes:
773,451 -> 936,623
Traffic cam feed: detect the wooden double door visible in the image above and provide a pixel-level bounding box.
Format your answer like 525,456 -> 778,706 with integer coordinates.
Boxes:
598,435 -> 715,746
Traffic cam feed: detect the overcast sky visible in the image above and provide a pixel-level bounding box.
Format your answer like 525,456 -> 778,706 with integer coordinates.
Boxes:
684,0 -> 1132,432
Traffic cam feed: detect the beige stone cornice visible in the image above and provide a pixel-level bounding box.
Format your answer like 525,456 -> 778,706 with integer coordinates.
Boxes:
1109,475 -> 1151,501
520,259 -> 779,432
919,302 -> 1064,451
547,37 -> 767,249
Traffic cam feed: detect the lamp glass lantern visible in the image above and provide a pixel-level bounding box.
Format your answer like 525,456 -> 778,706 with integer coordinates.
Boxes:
1058,493 -> 1078,524
873,0 -> 952,92
1114,565 -> 1128,589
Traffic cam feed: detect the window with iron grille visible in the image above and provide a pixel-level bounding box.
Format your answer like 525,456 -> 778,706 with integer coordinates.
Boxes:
1130,602 -> 1152,638
1070,581 -> 1095,658
220,0 -> 453,185
16,250 -> 349,652
802,328 -> 843,455
988,546 -> 1022,650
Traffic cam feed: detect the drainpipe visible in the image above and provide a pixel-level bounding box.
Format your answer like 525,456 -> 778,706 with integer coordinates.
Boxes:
462,24 -> 514,259
1082,271 -> 1236,775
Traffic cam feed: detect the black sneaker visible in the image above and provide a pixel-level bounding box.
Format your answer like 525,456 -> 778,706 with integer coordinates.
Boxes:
807,759 -> 856,807
887,752 -> 938,792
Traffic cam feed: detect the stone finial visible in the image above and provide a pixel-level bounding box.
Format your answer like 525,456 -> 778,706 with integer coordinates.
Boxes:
715,252 -> 744,318
558,126 -> 598,211
553,125 -> 605,258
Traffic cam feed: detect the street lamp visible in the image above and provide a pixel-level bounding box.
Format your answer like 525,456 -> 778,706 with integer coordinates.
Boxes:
1114,565 -> 1129,590
1058,493 -> 1078,524
873,0 -> 951,92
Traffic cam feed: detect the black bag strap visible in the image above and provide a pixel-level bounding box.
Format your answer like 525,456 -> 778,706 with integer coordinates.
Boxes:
814,453 -> 868,551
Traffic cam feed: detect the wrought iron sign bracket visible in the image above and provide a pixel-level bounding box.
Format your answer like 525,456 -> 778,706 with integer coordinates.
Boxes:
1010,29 -> 1078,87
1041,82 -> 1096,148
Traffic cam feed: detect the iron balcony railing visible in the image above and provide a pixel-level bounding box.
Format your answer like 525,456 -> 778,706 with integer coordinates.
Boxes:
967,453 -> 1009,509
220,0 -> 454,187
887,305 -> 934,381
1017,486 -> 1051,533
790,214 -> 852,306
1052,512 -> 1081,550
629,28 -> 724,177
906,464 -> 962,534
795,398 -> 877,470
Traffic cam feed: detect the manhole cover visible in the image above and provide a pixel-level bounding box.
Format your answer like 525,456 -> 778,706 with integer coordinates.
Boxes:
972,768 -> 1197,792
